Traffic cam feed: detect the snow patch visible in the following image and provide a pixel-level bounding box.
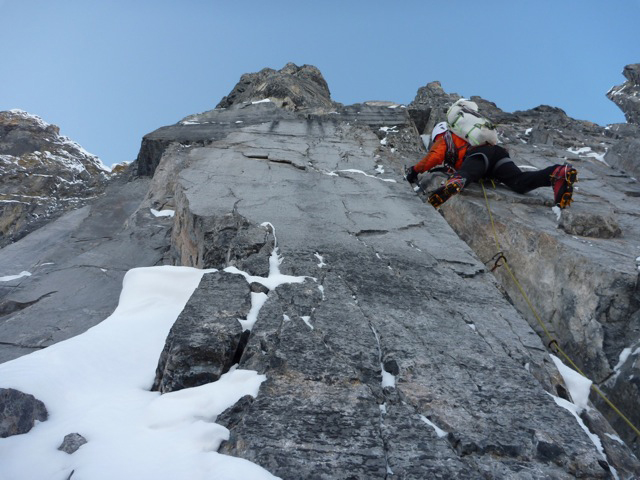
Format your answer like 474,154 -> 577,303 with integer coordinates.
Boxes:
605,433 -> 625,445
251,99 -> 272,104
550,354 -> 592,413
567,146 -> 608,165
0,266 -> 279,479
381,366 -> 395,388
614,347 -> 632,372
0,271 -> 32,282
238,292 -> 269,331
301,316 -> 313,330
419,415 -> 448,438
328,169 -> 397,183
225,222 -> 310,331
150,208 -> 175,218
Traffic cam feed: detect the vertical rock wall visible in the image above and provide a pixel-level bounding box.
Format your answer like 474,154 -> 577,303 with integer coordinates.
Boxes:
149,102 -> 639,478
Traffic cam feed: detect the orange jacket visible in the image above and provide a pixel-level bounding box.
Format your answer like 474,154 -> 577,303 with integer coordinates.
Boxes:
414,132 -> 469,173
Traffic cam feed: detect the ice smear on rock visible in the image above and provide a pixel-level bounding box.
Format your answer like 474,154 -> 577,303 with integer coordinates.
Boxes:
419,415 -> 448,438
224,222 -> 307,291
224,222 -> 310,333
0,271 -> 32,282
150,208 -> 175,218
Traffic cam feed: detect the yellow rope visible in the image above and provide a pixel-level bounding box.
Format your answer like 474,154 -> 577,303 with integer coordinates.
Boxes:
479,180 -> 640,438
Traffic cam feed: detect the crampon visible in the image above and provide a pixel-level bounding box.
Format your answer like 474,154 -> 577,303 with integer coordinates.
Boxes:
428,173 -> 466,208
551,164 -> 578,208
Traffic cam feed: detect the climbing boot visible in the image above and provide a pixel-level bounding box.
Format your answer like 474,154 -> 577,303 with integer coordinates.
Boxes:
428,173 -> 466,208
551,164 -> 578,208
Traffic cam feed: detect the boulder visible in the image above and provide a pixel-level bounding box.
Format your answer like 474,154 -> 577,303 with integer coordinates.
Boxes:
57,433 -> 87,454
0,388 -> 47,437
152,272 -> 252,393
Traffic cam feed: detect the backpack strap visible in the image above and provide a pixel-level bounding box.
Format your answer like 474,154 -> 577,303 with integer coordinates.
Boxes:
443,131 -> 458,170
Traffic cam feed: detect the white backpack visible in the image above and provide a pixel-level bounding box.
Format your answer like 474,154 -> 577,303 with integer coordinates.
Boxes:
446,99 -> 498,146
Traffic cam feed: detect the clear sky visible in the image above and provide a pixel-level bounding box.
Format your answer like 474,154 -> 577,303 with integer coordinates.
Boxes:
1,0 -> 637,167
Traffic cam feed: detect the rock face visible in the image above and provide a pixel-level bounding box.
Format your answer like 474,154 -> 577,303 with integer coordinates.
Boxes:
0,171 -> 169,362
152,272 -> 253,393
411,79 -> 640,459
0,110 -> 112,247
139,64 -> 640,478
607,63 -> 640,124
604,64 -> 640,178
2,62 -> 640,478
0,388 -> 47,437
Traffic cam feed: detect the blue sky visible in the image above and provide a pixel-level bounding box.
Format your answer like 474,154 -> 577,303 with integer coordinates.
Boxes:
1,0 -> 638,167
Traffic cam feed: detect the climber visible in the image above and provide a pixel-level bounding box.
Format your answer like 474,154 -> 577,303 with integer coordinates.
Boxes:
405,121 -> 578,208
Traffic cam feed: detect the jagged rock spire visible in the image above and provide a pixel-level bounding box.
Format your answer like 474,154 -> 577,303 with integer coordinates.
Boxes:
607,63 -> 640,124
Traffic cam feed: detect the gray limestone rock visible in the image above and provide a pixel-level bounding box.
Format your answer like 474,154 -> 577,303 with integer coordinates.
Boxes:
135,101 -> 298,177
410,88 -> 640,460
409,80 -> 462,135
557,209 -> 622,238
0,388 -> 47,437
57,433 -> 87,454
152,271 -> 252,393
150,96 -> 637,477
604,123 -> 640,179
0,173 -> 167,363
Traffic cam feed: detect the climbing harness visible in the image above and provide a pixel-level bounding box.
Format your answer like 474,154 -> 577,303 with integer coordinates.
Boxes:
442,131 -> 459,171
479,179 -> 640,439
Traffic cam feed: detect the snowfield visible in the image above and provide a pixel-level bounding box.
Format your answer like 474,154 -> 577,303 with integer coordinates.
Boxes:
0,266 -> 279,480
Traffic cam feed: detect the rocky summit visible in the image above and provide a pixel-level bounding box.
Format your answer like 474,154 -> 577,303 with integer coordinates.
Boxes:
1,62 -> 640,479
0,110 -> 112,247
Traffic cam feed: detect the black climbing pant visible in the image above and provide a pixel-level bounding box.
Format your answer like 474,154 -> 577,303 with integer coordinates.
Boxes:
458,145 -> 557,194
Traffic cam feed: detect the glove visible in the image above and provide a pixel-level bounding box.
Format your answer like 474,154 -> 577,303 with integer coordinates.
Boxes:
405,166 -> 419,184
